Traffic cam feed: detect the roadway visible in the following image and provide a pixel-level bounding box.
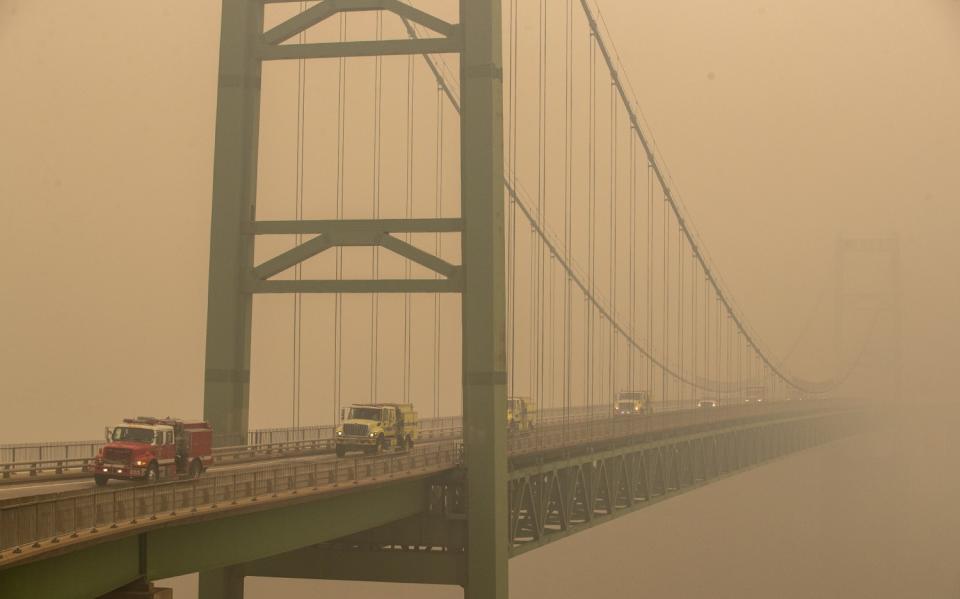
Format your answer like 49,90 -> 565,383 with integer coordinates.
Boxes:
0,399 -> 863,599
0,440 -> 446,503
0,404 -> 612,505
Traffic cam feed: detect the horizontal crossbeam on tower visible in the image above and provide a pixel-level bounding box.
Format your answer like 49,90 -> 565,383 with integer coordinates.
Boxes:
248,279 -> 462,294
259,37 -> 463,60
250,217 -> 463,235
248,217 -> 463,287
262,0 -> 459,45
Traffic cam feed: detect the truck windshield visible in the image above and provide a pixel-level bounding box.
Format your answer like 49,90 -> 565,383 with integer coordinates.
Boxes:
617,401 -> 636,411
112,427 -> 155,444
348,407 -> 383,421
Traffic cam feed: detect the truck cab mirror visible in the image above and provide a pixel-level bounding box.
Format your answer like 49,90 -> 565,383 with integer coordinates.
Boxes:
340,408 -> 345,421
104,427 -> 111,442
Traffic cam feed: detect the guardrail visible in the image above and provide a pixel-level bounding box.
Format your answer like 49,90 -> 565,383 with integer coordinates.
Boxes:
0,400 -> 853,557
0,408 -> 603,483
0,423 -> 464,483
0,441 -> 463,556
508,400 -> 834,456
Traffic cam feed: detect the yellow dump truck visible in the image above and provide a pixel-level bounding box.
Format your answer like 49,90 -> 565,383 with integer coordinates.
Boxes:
507,397 -> 536,432
615,390 -> 653,416
335,403 -> 418,457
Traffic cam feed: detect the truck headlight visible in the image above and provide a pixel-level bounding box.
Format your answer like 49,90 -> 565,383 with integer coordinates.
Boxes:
369,432 -> 375,438
336,430 -> 343,436
136,460 -> 145,466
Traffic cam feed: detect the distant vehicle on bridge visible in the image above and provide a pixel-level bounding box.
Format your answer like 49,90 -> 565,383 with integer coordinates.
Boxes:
89,416 -> 213,486
615,390 -> 653,416
507,397 -> 536,432
744,385 -> 766,403
335,403 -> 418,457
696,398 -> 718,408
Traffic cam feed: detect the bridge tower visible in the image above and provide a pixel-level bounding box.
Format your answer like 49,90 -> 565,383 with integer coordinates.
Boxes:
201,0 -> 505,597
833,236 -> 902,401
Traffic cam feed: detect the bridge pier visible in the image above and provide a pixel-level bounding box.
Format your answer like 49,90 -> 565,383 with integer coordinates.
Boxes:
245,546 -> 465,586
199,565 -> 245,599
100,579 -> 173,599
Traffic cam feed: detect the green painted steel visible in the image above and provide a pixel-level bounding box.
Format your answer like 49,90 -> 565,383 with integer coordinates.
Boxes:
0,478 -> 431,599
0,535 -> 140,599
0,410 -> 866,597
506,411 -> 865,556
459,0 -> 508,597
245,546 -> 465,586
198,565 -> 244,599
201,0 -> 508,595
202,0 -> 263,449
145,478 -> 430,581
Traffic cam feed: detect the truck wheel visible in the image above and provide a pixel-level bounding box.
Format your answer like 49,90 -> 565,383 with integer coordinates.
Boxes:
376,435 -> 385,454
189,460 -> 202,478
94,474 -> 108,487
145,463 -> 159,483
335,445 -> 346,458
395,436 -> 406,452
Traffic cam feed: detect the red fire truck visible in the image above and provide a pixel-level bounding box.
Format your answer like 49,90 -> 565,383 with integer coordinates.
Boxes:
90,417 -> 213,486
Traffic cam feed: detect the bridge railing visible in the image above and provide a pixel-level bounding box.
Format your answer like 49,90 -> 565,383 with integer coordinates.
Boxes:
508,400 -> 829,456
0,403 -> 776,481
0,401 -> 851,556
0,416 -> 465,482
0,441 -> 462,556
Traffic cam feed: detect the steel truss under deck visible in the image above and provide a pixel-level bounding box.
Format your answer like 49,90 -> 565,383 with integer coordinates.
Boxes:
228,408 -> 866,588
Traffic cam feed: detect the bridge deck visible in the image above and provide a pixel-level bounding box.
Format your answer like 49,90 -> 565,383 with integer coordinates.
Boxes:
0,400 -> 865,598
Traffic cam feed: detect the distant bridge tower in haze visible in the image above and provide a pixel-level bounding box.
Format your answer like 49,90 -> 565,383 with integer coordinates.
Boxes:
833,236 -> 901,401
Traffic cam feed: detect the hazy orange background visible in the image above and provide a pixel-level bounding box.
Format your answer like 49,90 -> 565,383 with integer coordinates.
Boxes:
1,1 -> 959,596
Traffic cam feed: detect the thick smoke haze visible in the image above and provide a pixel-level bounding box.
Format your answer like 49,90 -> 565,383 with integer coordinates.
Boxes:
1,0 -> 958,597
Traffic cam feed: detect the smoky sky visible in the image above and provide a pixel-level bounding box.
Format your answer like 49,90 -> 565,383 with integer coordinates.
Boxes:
1,1 -> 957,435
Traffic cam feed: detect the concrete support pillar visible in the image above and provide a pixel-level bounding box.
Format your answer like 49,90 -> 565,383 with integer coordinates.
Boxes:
100,579 -> 173,599
199,565 -> 245,599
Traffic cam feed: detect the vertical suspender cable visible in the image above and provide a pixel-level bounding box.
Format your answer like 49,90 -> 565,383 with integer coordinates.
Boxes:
583,28 -> 597,406
433,78 -> 444,418
292,3 -> 307,429
646,164 -> 653,397
333,13 -> 347,424
678,220 -> 684,407
563,0 -> 573,427
370,11 -> 383,404
628,130 -> 635,394
704,270 -> 710,398
716,296 -> 721,402
691,249 -> 697,400
662,191 -> 669,409
370,12 -> 383,406
609,75 -> 617,415
535,0 -> 547,424
402,52 -> 415,406
507,0 -> 519,403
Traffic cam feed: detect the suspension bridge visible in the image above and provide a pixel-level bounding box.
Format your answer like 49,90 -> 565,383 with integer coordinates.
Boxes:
0,1 -> 895,597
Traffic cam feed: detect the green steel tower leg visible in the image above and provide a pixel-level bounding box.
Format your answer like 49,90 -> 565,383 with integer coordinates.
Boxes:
460,0 -> 507,597
202,0 -> 263,449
